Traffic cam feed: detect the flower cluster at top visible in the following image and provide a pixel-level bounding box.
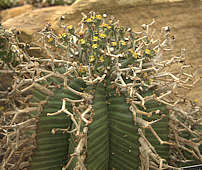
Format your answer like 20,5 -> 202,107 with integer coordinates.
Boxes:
46,12 -> 157,86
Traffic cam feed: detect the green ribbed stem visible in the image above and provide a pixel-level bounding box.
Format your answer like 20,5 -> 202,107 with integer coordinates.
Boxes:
67,82 -> 169,169
29,78 -> 84,170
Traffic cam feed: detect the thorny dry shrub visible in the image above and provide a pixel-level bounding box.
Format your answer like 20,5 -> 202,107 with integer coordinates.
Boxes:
0,12 -> 201,170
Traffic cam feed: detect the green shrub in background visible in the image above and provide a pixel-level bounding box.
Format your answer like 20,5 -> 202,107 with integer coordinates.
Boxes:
0,0 -> 76,9
0,25 -> 22,68
0,0 -> 19,9
0,12 -> 201,170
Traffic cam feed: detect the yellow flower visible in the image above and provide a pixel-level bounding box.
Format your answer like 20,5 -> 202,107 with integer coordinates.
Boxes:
86,18 -> 93,23
149,78 -> 153,84
194,99 -> 199,103
99,56 -> 104,62
96,15 -> 102,20
145,49 -> 151,55
89,55 -> 95,62
0,106 -> 4,111
129,49 -> 138,59
111,42 -> 117,47
93,36 -> 99,42
99,33 -> 106,39
119,40 -> 126,46
67,25 -> 73,30
79,39 -> 86,45
103,23 -> 111,29
133,52 -> 138,59
48,37 -> 53,42
59,33 -> 67,38
62,33 -> 67,37
92,44 -> 98,49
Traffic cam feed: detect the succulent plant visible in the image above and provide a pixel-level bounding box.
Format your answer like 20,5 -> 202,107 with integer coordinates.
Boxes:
0,12 -> 201,170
